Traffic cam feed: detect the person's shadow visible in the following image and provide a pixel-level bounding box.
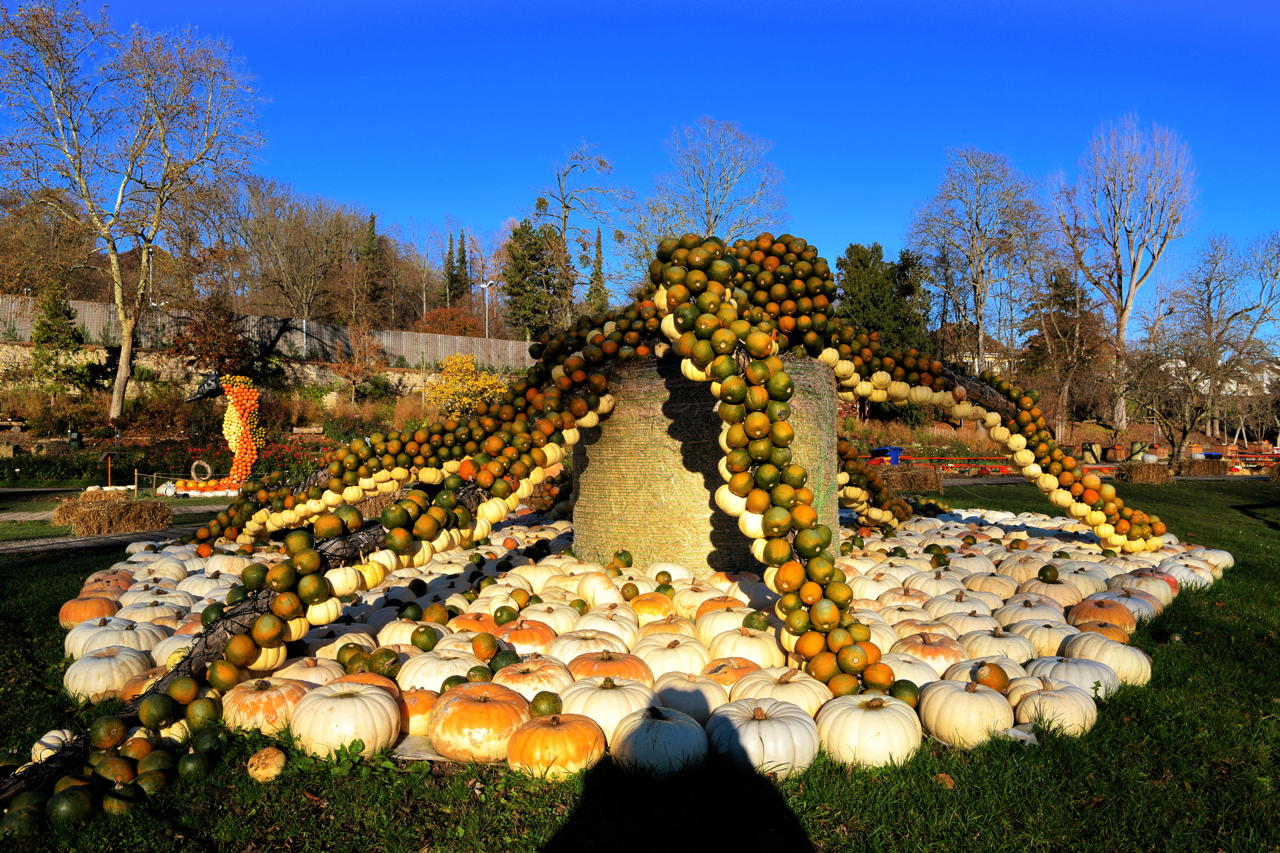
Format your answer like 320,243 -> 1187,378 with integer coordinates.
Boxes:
541,754 -> 813,852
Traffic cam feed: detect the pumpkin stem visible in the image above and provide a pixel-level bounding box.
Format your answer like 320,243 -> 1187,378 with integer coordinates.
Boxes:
666,640 -> 680,649
737,627 -> 751,636
646,706 -> 664,720
865,697 -> 886,709
255,679 -> 271,690
549,714 -> 560,725
780,668 -> 799,683
965,682 -> 979,693
752,706 -> 768,720
600,677 -> 616,689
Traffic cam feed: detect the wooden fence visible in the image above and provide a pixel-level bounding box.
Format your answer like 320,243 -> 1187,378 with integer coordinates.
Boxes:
0,296 -> 532,370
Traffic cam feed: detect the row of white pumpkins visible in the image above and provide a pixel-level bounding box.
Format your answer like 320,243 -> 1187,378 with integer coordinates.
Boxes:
46,509 -> 1232,777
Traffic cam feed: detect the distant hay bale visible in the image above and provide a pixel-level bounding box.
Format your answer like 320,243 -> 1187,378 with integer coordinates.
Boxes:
1116,463 -> 1173,485
69,500 -> 172,536
880,466 -> 943,494
78,490 -> 128,503
51,500 -> 84,527
1185,459 -> 1228,477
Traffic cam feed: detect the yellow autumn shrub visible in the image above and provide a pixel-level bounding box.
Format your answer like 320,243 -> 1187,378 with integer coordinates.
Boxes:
428,354 -> 506,419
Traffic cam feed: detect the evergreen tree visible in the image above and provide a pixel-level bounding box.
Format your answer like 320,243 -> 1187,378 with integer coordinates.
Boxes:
30,282 -> 84,396
833,243 -> 929,350
585,227 -> 607,315
354,214 -> 385,322
442,233 -> 456,307
502,219 -> 574,341
455,229 -> 471,299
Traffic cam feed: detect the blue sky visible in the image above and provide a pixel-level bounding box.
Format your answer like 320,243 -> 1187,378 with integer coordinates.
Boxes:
104,0 -> 1279,293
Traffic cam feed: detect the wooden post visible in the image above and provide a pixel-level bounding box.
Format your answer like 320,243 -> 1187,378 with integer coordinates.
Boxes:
106,454 -> 112,487
134,468 -> 139,493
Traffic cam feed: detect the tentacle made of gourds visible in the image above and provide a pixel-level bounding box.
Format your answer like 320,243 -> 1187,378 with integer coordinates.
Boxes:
202,231 -> 1166,664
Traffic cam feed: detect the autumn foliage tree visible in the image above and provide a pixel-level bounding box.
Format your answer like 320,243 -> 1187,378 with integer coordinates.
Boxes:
330,322 -> 387,402
427,354 -> 505,420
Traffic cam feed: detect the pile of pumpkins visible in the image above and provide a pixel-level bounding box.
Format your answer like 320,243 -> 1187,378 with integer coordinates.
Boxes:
16,506 -> 1232,811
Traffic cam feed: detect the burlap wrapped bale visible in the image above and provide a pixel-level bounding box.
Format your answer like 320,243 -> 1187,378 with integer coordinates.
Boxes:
572,355 -> 837,577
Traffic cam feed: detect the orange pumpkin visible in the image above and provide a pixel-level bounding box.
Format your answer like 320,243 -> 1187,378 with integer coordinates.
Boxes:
397,688 -> 439,736
332,672 -> 401,699
629,592 -> 676,624
119,666 -> 167,703
492,655 -> 575,701
700,657 -> 762,687
425,681 -> 530,762
507,713 -> 606,780
222,677 -> 311,735
694,596 -> 746,619
1074,620 -> 1131,644
58,596 -> 120,629
493,619 -> 557,655
1067,599 -> 1137,634
566,651 -> 654,687
448,612 -> 500,635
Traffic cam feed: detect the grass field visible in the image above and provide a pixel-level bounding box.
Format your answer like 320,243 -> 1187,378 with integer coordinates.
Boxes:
1,481 -> 1277,852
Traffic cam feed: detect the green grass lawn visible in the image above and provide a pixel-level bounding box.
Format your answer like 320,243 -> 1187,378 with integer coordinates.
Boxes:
2,481 -> 1278,852
0,513 -> 217,544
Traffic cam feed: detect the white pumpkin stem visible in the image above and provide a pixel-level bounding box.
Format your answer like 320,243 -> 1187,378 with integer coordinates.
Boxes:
752,706 -> 768,720
865,697 -> 886,709
779,668 -> 799,683
666,640 -> 680,649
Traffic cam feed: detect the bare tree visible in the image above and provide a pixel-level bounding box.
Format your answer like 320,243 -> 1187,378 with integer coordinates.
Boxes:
1054,114 -> 1195,431
908,147 -> 1044,372
1127,235 -> 1278,469
0,1 -> 258,419
619,117 -> 786,283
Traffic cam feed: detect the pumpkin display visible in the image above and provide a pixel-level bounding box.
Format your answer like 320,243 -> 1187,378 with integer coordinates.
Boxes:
610,706 -> 708,776
493,656 -> 575,700
706,697 -> 819,779
425,682 -> 530,763
506,714 -> 606,780
814,695 -> 923,767
289,682 -> 401,759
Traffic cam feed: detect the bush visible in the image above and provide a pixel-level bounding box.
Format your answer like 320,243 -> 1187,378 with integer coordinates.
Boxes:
427,354 -> 505,420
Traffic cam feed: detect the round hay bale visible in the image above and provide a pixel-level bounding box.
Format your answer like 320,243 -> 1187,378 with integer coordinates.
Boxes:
572,355 -> 837,578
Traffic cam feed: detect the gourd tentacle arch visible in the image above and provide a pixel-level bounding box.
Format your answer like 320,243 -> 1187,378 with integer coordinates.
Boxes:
213,231 -> 1168,663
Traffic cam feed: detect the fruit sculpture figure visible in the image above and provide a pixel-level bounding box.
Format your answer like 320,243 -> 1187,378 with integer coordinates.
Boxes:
176,374 -> 265,495
192,231 -> 1168,668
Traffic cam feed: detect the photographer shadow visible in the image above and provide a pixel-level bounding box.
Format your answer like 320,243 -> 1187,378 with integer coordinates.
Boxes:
542,752 -> 813,853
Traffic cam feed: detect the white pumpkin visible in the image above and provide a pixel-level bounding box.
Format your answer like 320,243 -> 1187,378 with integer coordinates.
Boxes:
938,610 -> 1001,636
291,681 -> 400,758
65,616 -> 133,660
877,652 -> 940,686
917,680 -> 1014,748
632,635 -> 711,680
574,613 -> 639,648
80,620 -> 171,658
924,592 -> 993,619
814,695 -> 922,767
652,672 -> 729,724
63,645 -> 152,703
274,656 -> 346,687
958,627 -> 1037,663
547,629 -> 628,661
1006,620 -> 1080,658
994,599 -> 1063,626
1013,677 -> 1097,735
493,656 -> 575,701
395,649 -> 484,692
708,627 -> 785,669
1024,656 -> 1120,699
706,697 -> 818,779
695,607 -> 756,646
32,729 -> 75,762
1060,632 -> 1152,686
611,705 -> 708,776
559,676 -> 657,745
729,667 -> 832,717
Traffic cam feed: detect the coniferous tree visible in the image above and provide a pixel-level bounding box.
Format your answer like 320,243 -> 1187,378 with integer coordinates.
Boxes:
30,282 -> 83,397
502,218 -> 573,340
455,229 -> 471,300
585,227 -> 607,315
442,233 -> 456,307
833,242 -> 930,351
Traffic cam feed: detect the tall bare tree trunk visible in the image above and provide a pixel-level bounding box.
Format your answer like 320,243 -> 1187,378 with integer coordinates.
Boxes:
110,315 -> 135,421
1112,306 -> 1131,433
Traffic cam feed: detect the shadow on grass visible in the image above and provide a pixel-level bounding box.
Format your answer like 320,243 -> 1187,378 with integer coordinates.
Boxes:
542,755 -> 812,853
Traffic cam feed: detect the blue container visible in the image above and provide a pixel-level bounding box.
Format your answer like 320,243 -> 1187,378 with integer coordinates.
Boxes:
871,446 -> 903,465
